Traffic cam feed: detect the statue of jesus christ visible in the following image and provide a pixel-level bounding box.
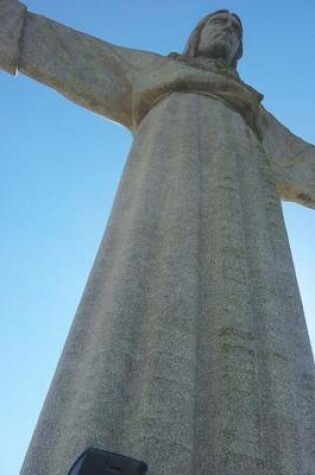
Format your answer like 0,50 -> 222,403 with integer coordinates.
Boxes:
1,2 -> 314,475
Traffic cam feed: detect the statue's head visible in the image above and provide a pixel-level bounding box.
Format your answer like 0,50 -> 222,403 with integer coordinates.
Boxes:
183,10 -> 243,68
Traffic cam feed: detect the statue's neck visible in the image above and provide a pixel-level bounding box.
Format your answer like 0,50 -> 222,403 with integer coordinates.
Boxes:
169,54 -> 240,79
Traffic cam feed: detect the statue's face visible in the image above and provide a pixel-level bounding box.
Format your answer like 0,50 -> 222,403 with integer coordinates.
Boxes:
197,12 -> 242,64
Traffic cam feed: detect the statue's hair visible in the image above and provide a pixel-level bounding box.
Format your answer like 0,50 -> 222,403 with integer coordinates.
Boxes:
183,10 -> 243,68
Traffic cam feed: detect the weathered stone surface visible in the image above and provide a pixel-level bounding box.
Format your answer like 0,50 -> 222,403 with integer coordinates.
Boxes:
1,5 -> 314,475
0,0 -> 26,74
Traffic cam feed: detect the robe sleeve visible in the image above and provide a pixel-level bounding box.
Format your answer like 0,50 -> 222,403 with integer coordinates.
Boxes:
259,106 -> 315,210
0,0 -> 27,74
0,1 -> 163,129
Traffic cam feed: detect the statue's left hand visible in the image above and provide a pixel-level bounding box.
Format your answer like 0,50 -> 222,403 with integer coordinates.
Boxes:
0,0 -> 27,74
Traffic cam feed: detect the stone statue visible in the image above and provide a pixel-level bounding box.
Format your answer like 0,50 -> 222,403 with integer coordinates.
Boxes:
1,2 -> 314,474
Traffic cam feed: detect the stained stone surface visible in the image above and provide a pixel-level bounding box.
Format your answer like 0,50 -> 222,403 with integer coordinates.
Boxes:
1,4 -> 315,475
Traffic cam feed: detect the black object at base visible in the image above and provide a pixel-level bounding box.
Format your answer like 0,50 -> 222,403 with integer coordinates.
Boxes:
68,448 -> 148,475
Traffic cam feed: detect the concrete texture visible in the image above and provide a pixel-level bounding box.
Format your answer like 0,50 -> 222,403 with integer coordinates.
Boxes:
1,5 -> 314,475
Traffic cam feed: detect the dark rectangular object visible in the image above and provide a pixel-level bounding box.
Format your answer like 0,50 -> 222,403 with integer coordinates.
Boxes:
68,448 -> 148,475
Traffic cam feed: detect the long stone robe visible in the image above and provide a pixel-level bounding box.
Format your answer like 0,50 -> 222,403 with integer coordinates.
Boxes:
1,4 -> 315,475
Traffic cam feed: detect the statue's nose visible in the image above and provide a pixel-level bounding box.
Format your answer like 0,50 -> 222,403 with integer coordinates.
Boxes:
222,19 -> 234,31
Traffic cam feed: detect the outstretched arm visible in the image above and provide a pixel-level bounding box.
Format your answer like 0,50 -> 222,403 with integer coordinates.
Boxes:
0,0 -> 26,74
259,106 -> 315,210
0,0 -> 163,129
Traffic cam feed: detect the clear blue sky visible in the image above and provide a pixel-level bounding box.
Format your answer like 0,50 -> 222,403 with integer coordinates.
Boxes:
0,1 -> 314,474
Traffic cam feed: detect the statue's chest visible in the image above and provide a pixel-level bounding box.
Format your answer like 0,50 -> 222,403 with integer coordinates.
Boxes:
132,60 -> 262,131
